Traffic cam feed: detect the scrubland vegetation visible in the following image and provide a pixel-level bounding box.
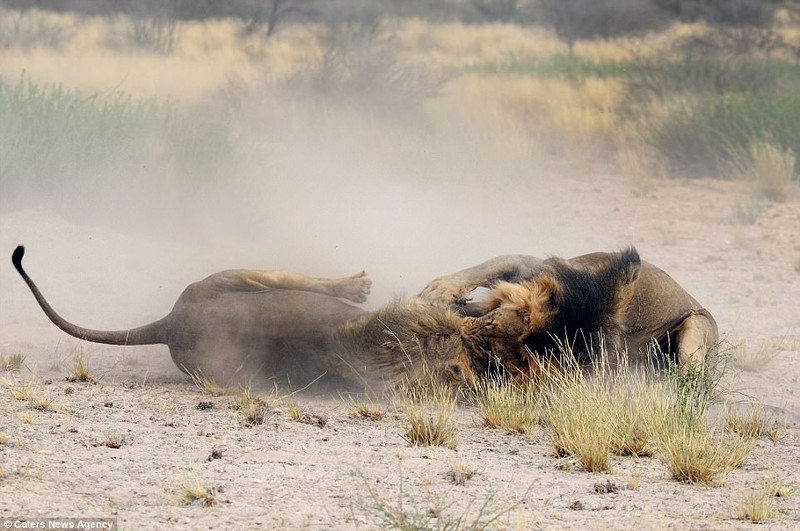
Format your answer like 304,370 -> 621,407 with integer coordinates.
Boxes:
1,1 -> 798,218
467,344 -> 772,486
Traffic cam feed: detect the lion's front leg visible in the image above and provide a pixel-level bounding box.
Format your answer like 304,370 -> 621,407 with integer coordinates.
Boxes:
418,274 -> 479,306
419,255 -> 544,306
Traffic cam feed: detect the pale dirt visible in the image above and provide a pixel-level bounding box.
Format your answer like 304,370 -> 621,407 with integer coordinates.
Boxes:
1,175 -> 799,530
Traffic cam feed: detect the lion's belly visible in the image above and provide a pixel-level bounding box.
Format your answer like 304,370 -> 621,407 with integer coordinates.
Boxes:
166,290 -> 366,385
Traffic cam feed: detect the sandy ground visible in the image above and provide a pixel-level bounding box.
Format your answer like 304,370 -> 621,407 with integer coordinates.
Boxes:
1,174 -> 799,529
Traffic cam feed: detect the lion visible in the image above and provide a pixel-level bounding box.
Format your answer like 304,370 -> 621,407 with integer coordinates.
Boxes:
12,245 -> 477,392
420,248 -> 718,380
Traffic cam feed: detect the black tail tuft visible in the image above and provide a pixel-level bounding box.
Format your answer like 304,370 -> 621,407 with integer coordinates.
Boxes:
12,245 -> 25,274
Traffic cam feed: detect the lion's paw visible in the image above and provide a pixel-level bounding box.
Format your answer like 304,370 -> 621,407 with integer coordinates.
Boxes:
337,270 -> 372,303
418,278 -> 471,306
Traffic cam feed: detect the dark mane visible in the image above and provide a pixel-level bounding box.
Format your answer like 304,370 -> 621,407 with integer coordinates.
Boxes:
525,247 -> 641,361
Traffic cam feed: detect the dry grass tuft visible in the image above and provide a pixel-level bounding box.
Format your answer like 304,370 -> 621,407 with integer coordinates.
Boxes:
541,351 -> 665,471
735,490 -> 775,523
176,476 -> 219,507
653,414 -> 755,485
239,396 -> 269,427
765,480 -> 793,499
69,350 -> 94,382
18,411 -> 34,424
0,431 -> 9,445
446,461 -> 477,486
287,403 -> 327,428
394,382 -> 459,449
189,371 -> 235,397
605,373 -> 663,458
12,383 -> 59,412
103,432 -> 125,449
542,369 -> 614,472
227,386 -> 273,426
16,461 -> 45,480
348,400 -> 385,421
650,346 -> 756,485
726,404 -> 782,441
627,475 -> 643,491
731,141 -> 796,202
470,378 -> 540,435
1,352 -> 26,372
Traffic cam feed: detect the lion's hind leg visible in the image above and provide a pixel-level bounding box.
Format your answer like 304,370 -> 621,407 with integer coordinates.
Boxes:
207,269 -> 371,303
326,270 -> 371,303
673,310 -> 719,371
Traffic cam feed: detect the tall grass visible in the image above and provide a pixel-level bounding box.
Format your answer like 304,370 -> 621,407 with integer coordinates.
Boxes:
0,73 -> 235,211
731,140 -> 796,201
470,378 -> 540,435
644,90 -> 800,179
3,10 -> 798,185
650,346 -> 756,485
540,353 -> 665,472
527,340 -> 754,484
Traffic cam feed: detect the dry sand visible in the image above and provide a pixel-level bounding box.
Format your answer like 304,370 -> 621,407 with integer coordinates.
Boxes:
1,173 -> 799,529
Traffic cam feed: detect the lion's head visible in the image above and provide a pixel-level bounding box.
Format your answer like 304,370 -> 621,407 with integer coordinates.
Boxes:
335,298 -> 479,388
465,248 -> 642,381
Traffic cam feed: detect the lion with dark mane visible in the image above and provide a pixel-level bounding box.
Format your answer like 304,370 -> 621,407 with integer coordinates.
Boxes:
13,246 -> 477,392
420,248 -> 718,382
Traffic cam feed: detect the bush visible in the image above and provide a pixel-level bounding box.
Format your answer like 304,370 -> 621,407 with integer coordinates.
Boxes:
643,90 -> 800,178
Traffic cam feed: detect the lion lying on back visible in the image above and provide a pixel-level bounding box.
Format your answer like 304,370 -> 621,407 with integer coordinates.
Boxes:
420,247 -> 718,382
13,246 -> 477,392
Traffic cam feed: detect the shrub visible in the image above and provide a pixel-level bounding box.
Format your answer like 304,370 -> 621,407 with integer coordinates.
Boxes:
640,77 -> 800,179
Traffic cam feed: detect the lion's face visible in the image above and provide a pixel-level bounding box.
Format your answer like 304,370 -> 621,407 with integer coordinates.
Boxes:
416,332 -> 479,388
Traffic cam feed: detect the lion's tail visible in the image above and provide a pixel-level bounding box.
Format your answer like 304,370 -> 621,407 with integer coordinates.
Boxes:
12,245 -> 170,346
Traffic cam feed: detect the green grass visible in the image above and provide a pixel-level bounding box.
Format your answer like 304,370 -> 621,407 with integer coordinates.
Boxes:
0,72 -> 235,211
464,55 -> 634,81
629,57 -> 800,180
645,90 -> 800,179
630,57 -> 800,97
